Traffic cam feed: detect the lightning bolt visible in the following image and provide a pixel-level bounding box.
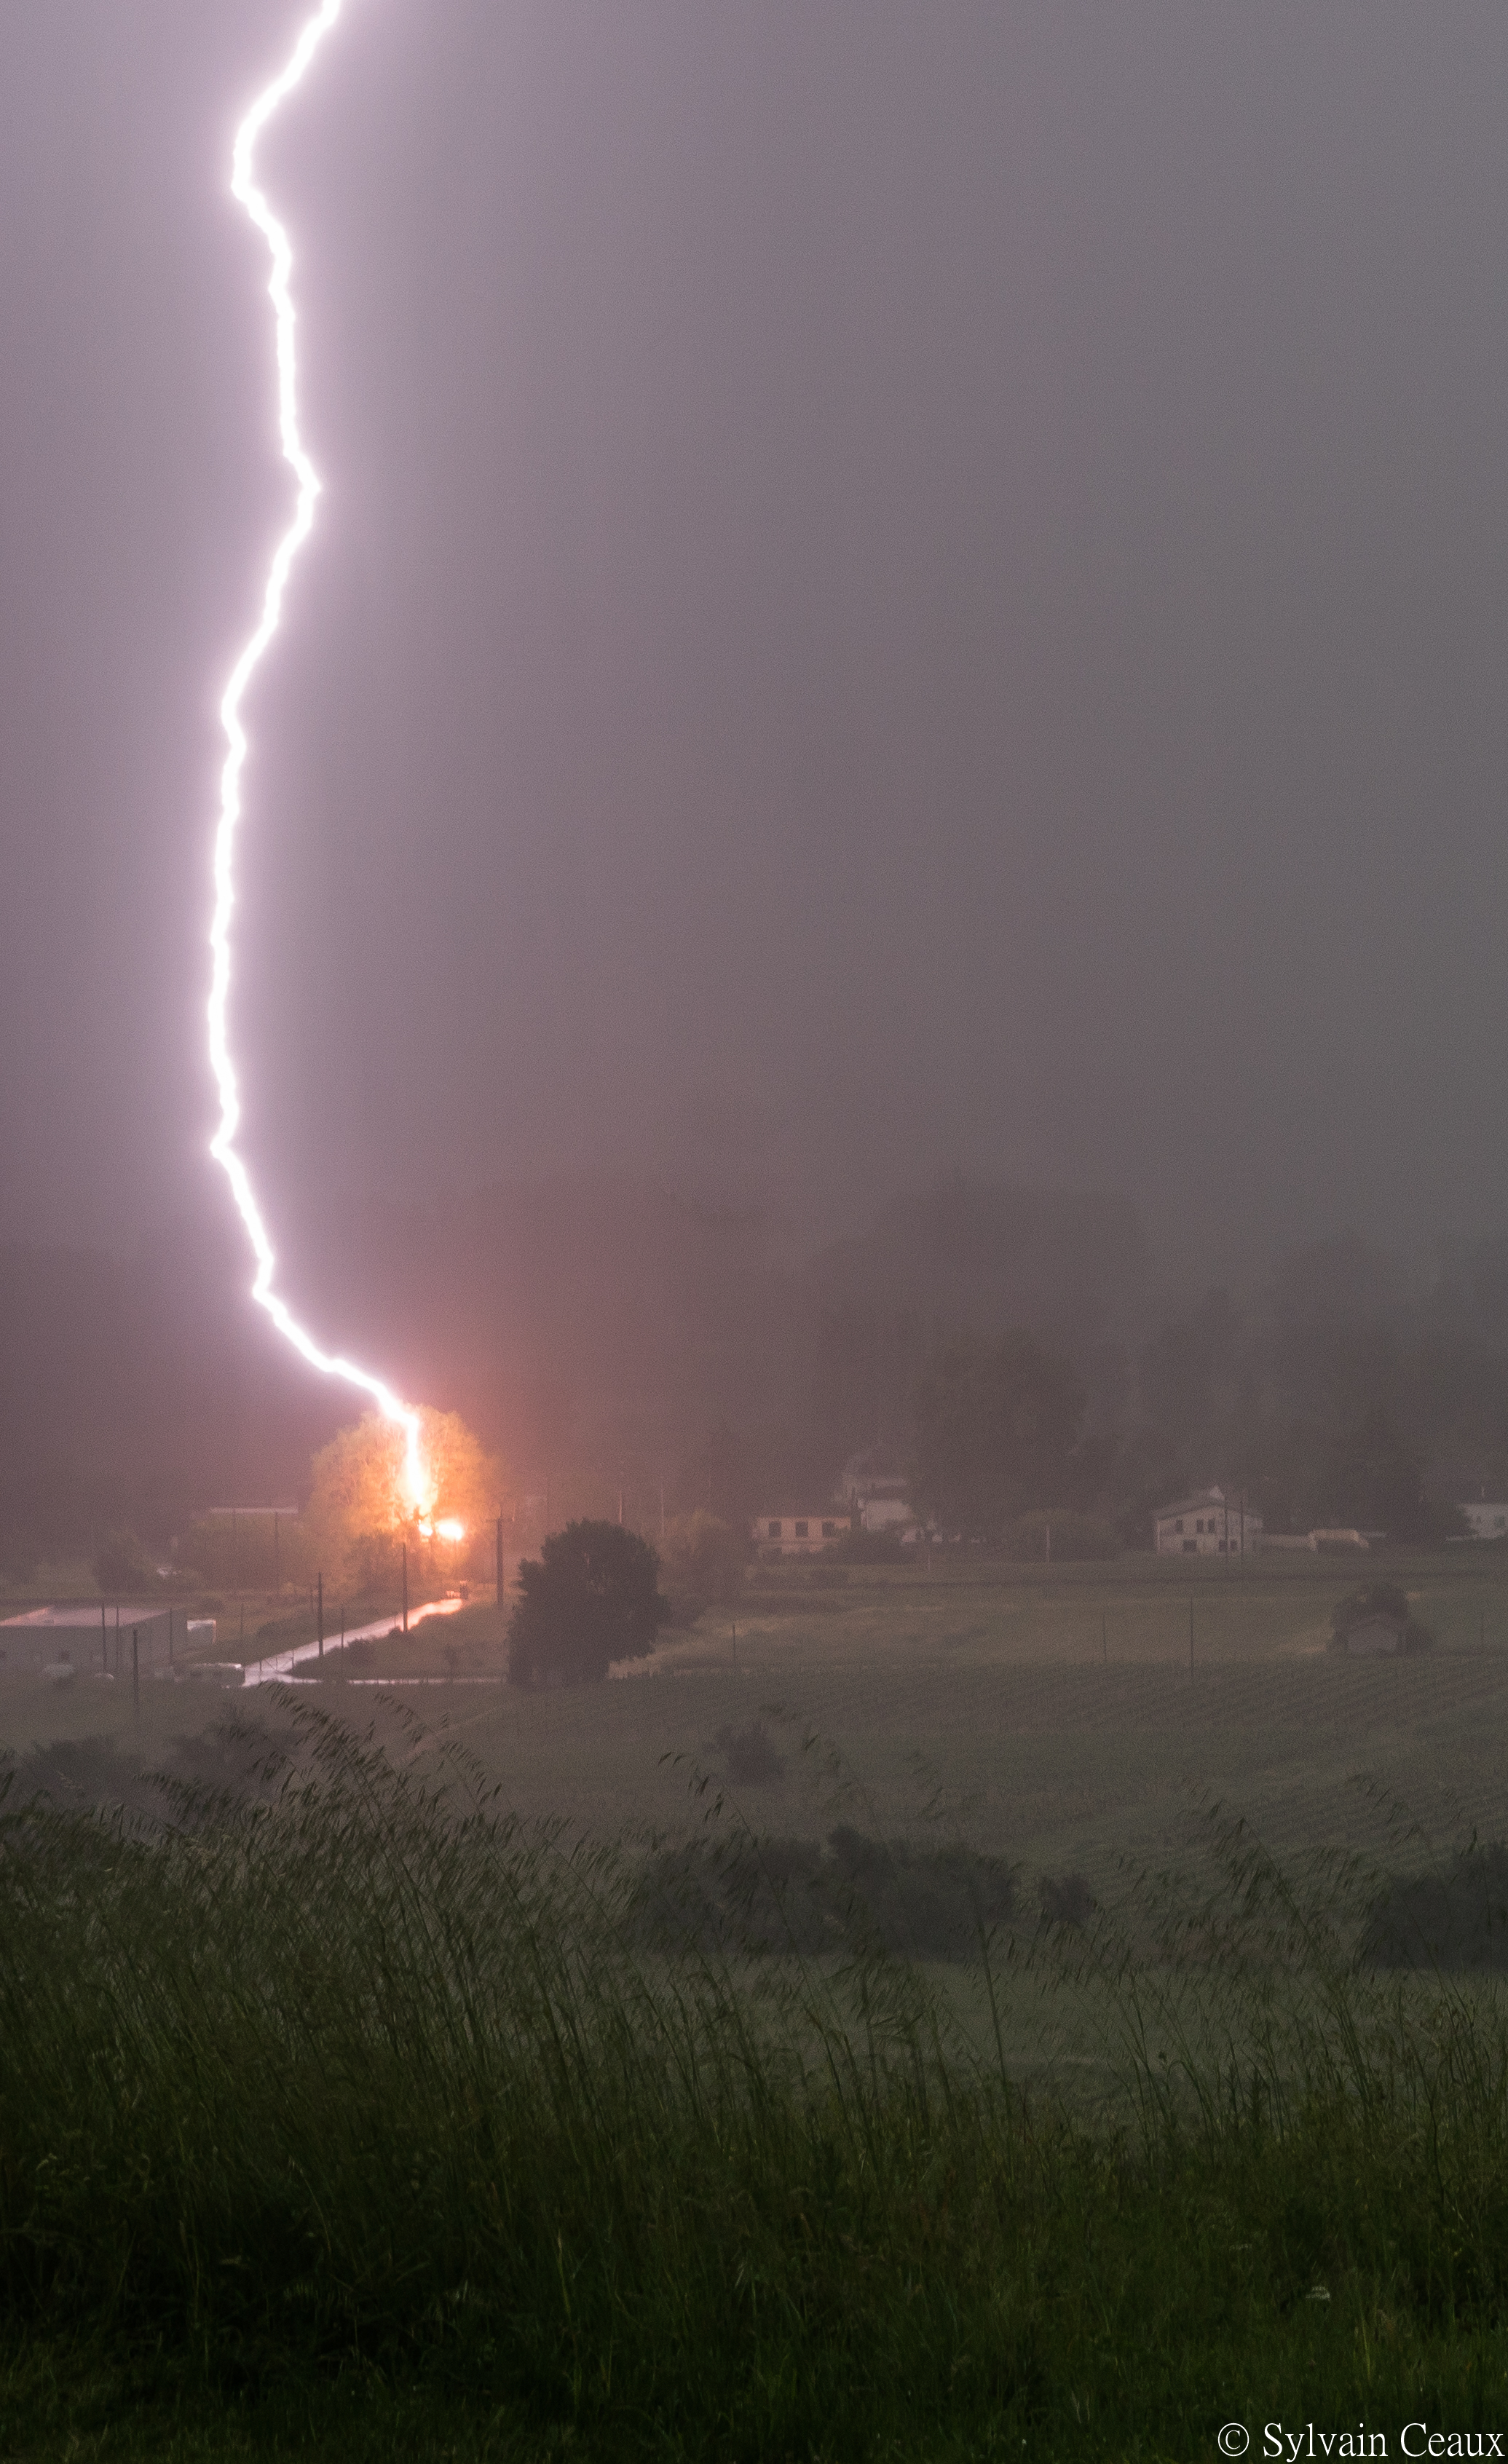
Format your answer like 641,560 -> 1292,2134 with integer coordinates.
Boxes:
207,0 -> 431,1520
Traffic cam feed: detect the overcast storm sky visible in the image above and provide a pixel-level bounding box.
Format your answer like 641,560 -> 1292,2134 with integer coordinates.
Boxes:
3,2 -> 1507,1278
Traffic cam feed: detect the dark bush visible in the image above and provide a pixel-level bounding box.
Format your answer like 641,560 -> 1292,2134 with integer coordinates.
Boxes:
1333,1580 -> 1410,1632
3,1714 -> 298,1822
711,1720 -> 786,1785
636,1831 -> 1016,1962
1362,1844 -> 1508,1970
1040,1873 -> 1096,1928
508,1520 -> 668,1686
1329,1581 -> 1434,1654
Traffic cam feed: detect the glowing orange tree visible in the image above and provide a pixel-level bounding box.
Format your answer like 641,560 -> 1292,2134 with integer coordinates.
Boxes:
304,1408 -> 508,1595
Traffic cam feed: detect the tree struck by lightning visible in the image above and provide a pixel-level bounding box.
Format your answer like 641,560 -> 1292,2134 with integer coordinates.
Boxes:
207,0 -> 433,1520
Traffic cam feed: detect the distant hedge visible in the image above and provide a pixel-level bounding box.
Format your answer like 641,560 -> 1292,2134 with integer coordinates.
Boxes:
635,1828 -> 1017,1962
1362,1844 -> 1508,1970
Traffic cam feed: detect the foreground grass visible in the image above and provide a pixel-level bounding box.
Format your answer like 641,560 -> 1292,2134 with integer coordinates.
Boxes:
5,1715 -> 1508,2459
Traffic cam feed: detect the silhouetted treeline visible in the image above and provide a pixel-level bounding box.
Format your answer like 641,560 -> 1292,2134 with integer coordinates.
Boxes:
1119,1233 -> 1508,1541
4,1181 -> 1508,1573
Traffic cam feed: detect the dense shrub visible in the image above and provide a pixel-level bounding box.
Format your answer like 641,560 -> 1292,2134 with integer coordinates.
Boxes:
636,1827 -> 1016,1959
508,1520 -> 668,1685
1040,1871 -> 1096,1928
711,1718 -> 786,1786
1363,1843 -> 1508,1970
1329,1579 -> 1435,1654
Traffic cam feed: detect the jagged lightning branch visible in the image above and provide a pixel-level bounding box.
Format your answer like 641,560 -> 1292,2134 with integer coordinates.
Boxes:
207,0 -> 430,1516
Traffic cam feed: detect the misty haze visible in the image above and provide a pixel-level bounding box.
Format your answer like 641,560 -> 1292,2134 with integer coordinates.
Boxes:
5,7 -> 1508,2458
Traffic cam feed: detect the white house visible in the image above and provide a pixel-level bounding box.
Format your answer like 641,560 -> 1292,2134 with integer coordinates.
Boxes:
1459,1501 -> 1508,1541
1153,1486 -> 1263,1557
840,1450 -> 916,1535
754,1513 -> 850,1557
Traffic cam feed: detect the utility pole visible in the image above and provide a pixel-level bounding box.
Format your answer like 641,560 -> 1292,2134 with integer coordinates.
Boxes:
131,1627 -> 139,1718
275,1512 -> 280,1597
617,1482 -> 624,1526
402,1543 -> 408,1635
232,1507 -> 239,1600
100,1602 -> 107,1675
496,1515 -> 504,1611
317,1571 -> 323,1662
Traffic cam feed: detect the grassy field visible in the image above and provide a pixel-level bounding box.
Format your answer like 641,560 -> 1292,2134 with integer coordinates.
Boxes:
9,1547 -> 1508,2464
7,1550 -> 1508,1880
6,1683 -> 1508,2462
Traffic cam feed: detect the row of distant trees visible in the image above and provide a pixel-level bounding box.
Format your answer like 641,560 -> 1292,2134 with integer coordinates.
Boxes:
72,1327 -> 1477,1606
813,1233 -> 1508,1547
12,1227 -> 1501,1587
903,1327 -> 1469,1548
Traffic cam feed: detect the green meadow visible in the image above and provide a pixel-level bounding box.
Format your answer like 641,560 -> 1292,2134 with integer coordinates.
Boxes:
11,1548 -> 1505,1865
6,1551 -> 1508,2459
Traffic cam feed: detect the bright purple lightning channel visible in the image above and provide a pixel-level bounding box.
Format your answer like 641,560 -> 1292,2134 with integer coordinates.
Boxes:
207,0 -> 432,1521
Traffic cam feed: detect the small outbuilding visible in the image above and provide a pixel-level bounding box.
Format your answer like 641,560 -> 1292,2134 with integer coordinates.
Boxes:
0,1603 -> 178,1675
1459,1501 -> 1508,1541
1330,1582 -> 1433,1658
1341,1614 -> 1408,1657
